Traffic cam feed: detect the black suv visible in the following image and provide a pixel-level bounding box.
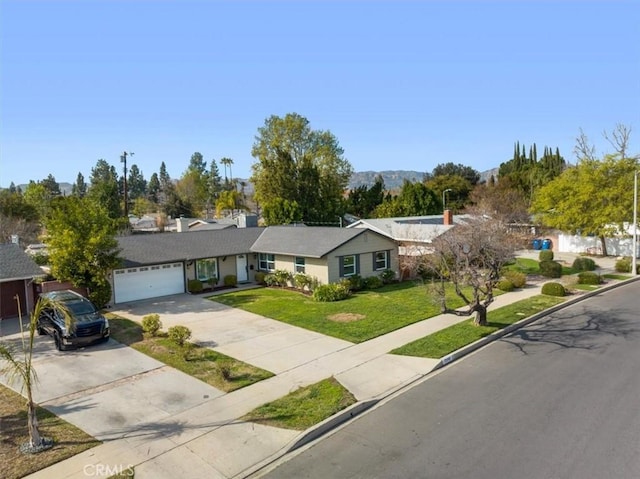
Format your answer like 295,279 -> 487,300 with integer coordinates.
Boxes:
37,290 -> 110,351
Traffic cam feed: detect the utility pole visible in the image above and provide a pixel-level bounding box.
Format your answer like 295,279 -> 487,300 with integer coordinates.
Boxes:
121,151 -> 134,218
633,171 -> 638,275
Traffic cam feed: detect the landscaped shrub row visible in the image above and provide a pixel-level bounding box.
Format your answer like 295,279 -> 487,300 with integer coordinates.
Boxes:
496,279 -> 515,292
539,250 -> 554,262
312,283 -> 351,302
502,270 -> 527,288
615,257 -> 637,273
141,314 -> 162,336
572,257 -> 597,272
577,271 -> 602,285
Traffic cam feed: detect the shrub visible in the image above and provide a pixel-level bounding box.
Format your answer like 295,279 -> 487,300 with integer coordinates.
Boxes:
254,271 -> 266,284
578,271 -> 602,285
88,281 -> 112,309
312,283 -> 351,302
32,252 -> 50,266
364,275 -> 383,289
539,250 -> 554,261
344,274 -> 364,291
572,257 -> 597,272
380,269 -> 396,284
141,314 -> 162,336
207,276 -> 218,287
293,273 -> 313,290
502,270 -> 527,288
223,275 -> 237,287
616,256 -> 640,273
168,325 -> 192,347
188,279 -> 203,293
272,269 -> 291,287
539,260 -> 562,278
264,274 -> 277,286
310,276 -> 321,292
541,282 -> 565,297
496,279 -> 515,292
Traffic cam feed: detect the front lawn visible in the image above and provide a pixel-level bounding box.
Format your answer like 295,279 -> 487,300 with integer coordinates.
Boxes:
391,295 -> 565,359
107,316 -> 274,392
241,377 -> 356,430
211,281 -> 471,343
0,384 -> 100,479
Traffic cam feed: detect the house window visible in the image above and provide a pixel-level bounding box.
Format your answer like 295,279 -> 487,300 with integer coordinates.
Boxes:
341,255 -> 358,277
196,258 -> 218,282
259,253 -> 275,272
295,257 -> 305,273
374,250 -> 389,270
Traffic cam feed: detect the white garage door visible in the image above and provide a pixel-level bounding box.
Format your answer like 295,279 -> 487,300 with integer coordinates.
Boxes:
113,263 -> 185,303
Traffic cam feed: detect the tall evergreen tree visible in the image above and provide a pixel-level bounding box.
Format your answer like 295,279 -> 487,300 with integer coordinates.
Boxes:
71,172 -> 87,198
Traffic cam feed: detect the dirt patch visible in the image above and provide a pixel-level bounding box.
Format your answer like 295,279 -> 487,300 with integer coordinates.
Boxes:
327,313 -> 366,323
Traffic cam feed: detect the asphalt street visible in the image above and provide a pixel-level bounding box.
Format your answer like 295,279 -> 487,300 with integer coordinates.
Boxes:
260,282 -> 640,479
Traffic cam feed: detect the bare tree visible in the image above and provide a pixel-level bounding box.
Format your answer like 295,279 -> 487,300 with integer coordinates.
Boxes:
424,218 -> 518,326
574,128 -> 597,162
603,123 -> 633,160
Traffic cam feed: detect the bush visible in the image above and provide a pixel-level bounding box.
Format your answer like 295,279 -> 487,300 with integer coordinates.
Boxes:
539,260 -> 562,278
254,271 -> 266,284
272,269 -> 291,287
344,274 -> 364,291
502,270 -> 527,288
572,257 -> 597,272
578,271 -> 602,285
310,276 -> 321,292
223,275 -> 237,287
32,252 -> 50,266
188,279 -> 203,293
312,283 -> 351,302
539,250 -> 554,261
542,282 -> 566,297
88,281 -> 112,309
141,314 -> 162,336
364,275 -> 383,289
496,279 -> 515,292
167,325 -> 192,347
380,269 -> 396,284
293,273 -> 313,290
264,274 -> 277,286
207,276 -> 218,287
616,256 -> 640,273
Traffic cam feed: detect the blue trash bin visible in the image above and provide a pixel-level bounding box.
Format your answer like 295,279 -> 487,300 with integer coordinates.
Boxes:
542,238 -> 552,250
532,239 -> 542,250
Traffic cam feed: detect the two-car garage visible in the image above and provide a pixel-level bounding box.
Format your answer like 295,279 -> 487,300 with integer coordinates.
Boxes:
113,262 -> 185,304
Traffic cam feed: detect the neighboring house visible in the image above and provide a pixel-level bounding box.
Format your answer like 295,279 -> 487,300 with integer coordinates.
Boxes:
250,226 -> 399,285
111,225 -> 400,304
0,243 -> 45,319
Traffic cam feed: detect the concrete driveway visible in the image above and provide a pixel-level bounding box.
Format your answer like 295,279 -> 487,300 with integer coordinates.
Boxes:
112,293 -> 354,374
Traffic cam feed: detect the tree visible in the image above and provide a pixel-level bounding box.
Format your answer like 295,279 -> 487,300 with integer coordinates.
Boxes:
423,218 -> 518,326
374,180 -> 439,217
23,182 -> 51,220
346,175 -> 385,218
147,173 -> 160,204
71,172 -> 87,198
531,154 -> 638,256
431,162 -> 480,186
468,177 -> 530,224
215,190 -> 244,217
425,175 -> 473,213
87,159 -> 121,220
208,159 -> 223,200
45,197 -> 120,307
127,164 -> 147,201
251,113 -> 353,224
0,297 -> 71,453
40,174 -> 62,198
220,157 -> 234,190
176,152 -> 209,214
262,198 -> 303,225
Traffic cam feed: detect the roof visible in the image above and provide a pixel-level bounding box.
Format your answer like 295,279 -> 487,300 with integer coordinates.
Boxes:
347,215 -> 470,243
116,228 -> 265,267
0,243 -> 45,282
250,226 -> 372,258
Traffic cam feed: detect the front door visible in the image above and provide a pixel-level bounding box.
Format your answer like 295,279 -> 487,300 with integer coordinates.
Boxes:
236,254 -> 248,282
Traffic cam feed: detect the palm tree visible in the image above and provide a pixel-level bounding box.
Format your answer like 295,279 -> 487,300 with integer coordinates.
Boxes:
220,157 -> 234,191
0,296 -> 70,453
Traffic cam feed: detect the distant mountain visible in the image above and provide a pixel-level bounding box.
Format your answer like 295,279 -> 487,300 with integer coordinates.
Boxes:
348,170 -> 426,190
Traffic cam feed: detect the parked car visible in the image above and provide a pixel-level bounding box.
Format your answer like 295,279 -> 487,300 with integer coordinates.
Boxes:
37,290 -> 110,351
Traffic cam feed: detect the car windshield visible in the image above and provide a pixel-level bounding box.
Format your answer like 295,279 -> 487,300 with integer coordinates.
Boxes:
66,301 -> 97,316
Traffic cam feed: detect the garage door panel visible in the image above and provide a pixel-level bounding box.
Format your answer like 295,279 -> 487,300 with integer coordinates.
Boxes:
114,263 -> 184,303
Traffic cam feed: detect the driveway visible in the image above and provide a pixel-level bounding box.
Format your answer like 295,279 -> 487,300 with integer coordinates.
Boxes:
112,293 -> 354,374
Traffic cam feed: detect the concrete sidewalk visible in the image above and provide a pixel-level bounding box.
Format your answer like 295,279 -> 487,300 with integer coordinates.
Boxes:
23,253 -> 628,479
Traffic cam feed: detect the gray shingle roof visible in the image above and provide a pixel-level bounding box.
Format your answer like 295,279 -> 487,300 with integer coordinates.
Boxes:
250,226 -> 368,258
0,243 -> 45,282
116,228 -> 264,267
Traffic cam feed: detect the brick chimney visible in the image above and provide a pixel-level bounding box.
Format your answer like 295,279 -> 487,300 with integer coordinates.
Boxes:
443,209 -> 453,226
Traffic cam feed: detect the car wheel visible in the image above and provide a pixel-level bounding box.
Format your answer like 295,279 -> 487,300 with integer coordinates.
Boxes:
53,332 -> 66,351
37,325 -> 46,336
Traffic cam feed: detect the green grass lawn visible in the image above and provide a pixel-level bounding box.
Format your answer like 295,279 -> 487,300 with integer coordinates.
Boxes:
391,295 -> 565,359
504,257 -> 540,274
0,385 -> 100,479
107,315 -> 274,392
211,282 -> 473,343
241,377 -> 356,430
603,273 -> 631,280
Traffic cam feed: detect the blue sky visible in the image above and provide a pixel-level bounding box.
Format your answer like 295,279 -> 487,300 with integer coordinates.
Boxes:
1,0 -> 638,188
